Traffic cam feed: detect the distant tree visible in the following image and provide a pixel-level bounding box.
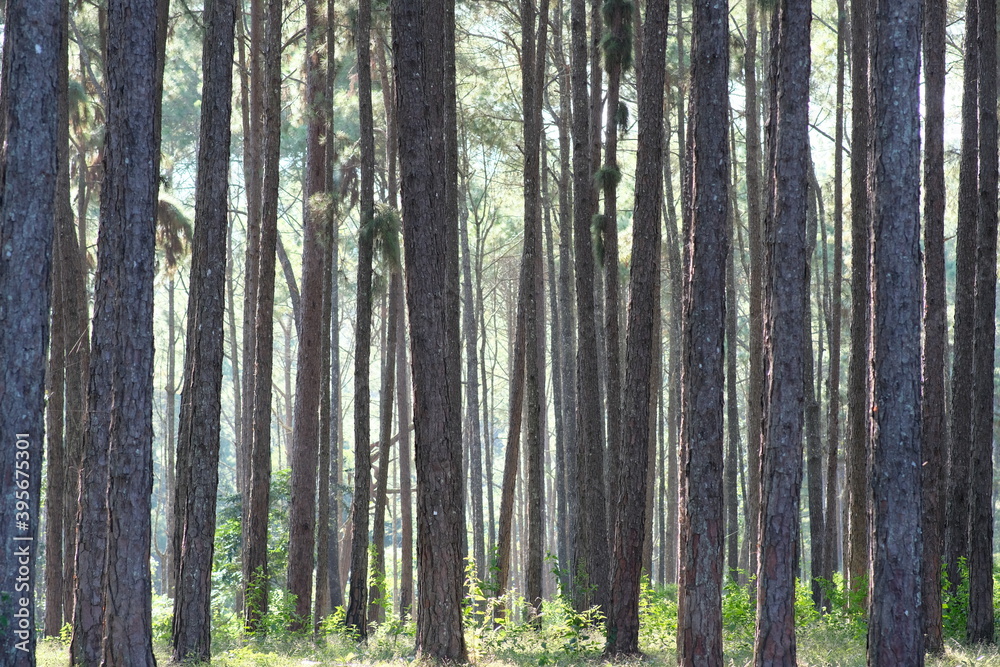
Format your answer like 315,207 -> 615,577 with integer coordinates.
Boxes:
170,0 -> 236,660
968,0 -> 997,644
846,0 -> 872,603
605,0 -> 666,652
242,0 -> 283,632
676,0 -> 729,663
867,0 -> 924,662
345,0 -> 375,638
287,0 -> 329,630
0,0 -> 58,662
391,0 -> 468,658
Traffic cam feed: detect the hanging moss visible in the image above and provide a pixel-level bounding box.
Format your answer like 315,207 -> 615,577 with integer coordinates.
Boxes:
595,165 -> 622,190
591,213 -> 607,268
601,0 -> 634,72
363,203 -> 402,271
615,102 -> 630,135
155,197 -> 193,274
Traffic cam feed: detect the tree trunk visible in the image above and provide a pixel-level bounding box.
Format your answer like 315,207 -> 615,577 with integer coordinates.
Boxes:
242,0 -> 283,632
170,0 -> 235,659
753,3 -> 809,663
867,0 -> 923,661
968,0 -> 997,643
570,0 -> 609,613
346,0 -> 375,637
287,0 -> 329,630
846,0 -> 872,605
606,0 -> 665,651
600,0 -> 627,557
392,0 -> 468,658
396,295 -> 414,618
824,0 -> 846,596
0,1 -> 58,662
725,123 -> 741,586
677,1 -> 728,662
80,0 -> 163,661
921,0 -> 946,651
369,273 -> 401,625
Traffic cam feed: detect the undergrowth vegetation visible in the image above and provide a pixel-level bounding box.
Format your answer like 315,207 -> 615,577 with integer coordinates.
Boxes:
36,568 -> 1000,666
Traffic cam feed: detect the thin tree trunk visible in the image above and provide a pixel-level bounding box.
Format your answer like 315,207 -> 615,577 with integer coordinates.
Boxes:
846,0 -> 872,604
968,0 -> 997,643
170,0 -> 235,658
606,0 -> 665,650
396,295 -> 414,618
242,0 -> 283,632
921,0 -> 946,651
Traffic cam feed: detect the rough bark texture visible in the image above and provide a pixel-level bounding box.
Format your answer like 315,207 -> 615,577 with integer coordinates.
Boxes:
606,0 -> 665,652
520,0 -> 549,620
824,0 -> 846,592
570,0 -> 609,613
946,0 -> 978,597
0,1 -> 58,662
921,0 -> 946,651
676,1 -> 728,663
846,0 -> 872,603
867,0 -> 924,662
743,0 -> 764,587
753,3 -> 809,663
392,0 -> 468,658
346,0 -> 375,637
242,0 -> 282,632
170,0 -> 235,659
968,0 -> 997,644
80,0 -> 163,662
725,145 -> 741,586
287,0 -> 328,630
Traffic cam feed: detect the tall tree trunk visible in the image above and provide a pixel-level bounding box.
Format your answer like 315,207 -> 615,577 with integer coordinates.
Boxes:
396,296 -> 414,618
824,0 -> 846,595
165,275 -> 178,596
867,0 -> 923,661
725,120 -> 741,586
0,1 -> 58,662
170,0 -> 236,658
369,273 -> 401,625
753,3 -> 809,663
600,0 -> 628,553
287,0 -> 329,630
921,0 -> 946,651
242,0 -> 283,632
846,0 -> 872,605
968,0 -> 997,644
677,0 -> 728,662
743,0 -> 764,588
570,0 -> 609,613
947,0 -> 978,597
606,0 -> 665,651
392,0 -> 467,658
346,0 -> 375,637
520,0 -> 549,622
804,171 -> 825,609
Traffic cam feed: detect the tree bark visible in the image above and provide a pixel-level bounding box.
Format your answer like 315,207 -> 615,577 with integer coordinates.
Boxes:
753,3 -> 809,663
242,0 -> 283,632
0,1 -> 58,662
846,0 -> 872,605
346,0 -> 375,637
606,0 -> 665,651
921,0 -> 946,651
867,0 -> 923,661
287,0 -> 329,630
392,0 -> 468,658
676,0 -> 728,662
170,0 -> 235,659
968,0 -> 997,644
